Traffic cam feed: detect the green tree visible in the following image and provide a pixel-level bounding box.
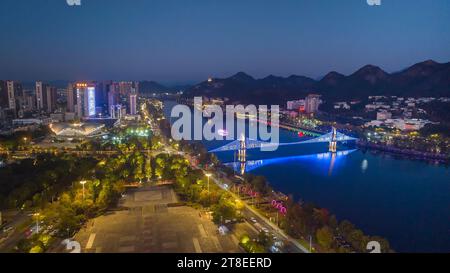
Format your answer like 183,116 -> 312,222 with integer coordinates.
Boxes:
29,245 -> 44,253
258,232 -> 273,248
145,157 -> 152,182
212,198 -> 237,224
133,153 -> 145,182
316,226 -> 334,250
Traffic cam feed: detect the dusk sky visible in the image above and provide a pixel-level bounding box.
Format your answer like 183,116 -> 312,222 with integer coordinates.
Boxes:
1,0 -> 449,84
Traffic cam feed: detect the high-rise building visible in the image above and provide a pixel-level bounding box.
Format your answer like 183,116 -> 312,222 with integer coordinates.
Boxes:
108,86 -> 119,118
7,81 -> 16,111
129,93 -> 137,115
36,82 -> 58,113
305,94 -> 322,114
95,81 -> 111,111
6,81 -> 23,115
75,83 -> 96,118
36,81 -> 46,110
0,80 -> 7,109
66,83 -> 76,112
119,82 -> 133,96
25,94 -> 36,112
46,86 -> 58,113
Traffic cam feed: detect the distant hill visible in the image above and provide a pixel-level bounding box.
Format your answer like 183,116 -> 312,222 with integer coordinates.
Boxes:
139,81 -> 170,94
184,60 -> 450,104
139,81 -> 192,94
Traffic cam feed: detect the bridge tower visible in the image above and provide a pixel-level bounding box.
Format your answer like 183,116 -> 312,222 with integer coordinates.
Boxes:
329,127 -> 337,153
237,134 -> 247,175
238,134 -> 247,163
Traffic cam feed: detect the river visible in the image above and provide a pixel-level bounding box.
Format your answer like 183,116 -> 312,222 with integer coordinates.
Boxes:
163,101 -> 450,253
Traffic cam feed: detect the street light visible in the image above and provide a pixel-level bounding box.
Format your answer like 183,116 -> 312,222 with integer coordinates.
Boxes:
34,212 -> 40,234
309,235 -> 313,253
205,173 -> 212,192
80,180 -> 87,201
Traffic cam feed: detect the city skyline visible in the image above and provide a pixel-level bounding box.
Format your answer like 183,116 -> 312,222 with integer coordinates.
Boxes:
1,0 -> 449,256
0,0 -> 449,83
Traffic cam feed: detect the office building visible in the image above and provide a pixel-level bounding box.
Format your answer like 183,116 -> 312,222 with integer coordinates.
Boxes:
75,83 -> 96,118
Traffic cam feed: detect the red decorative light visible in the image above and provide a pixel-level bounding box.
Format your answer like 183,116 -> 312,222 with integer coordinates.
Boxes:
272,200 -> 288,214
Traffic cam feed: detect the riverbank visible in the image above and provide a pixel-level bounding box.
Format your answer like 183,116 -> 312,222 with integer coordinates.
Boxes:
357,141 -> 449,164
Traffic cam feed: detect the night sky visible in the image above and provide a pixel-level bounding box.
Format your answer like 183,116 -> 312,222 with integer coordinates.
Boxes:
1,0 -> 449,83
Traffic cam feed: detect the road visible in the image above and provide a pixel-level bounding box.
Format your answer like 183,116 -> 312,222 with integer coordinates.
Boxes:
209,174 -> 309,253
0,211 -> 34,253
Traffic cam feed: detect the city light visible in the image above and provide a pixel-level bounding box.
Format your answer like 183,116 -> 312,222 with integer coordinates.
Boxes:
80,180 -> 87,201
0,0 -> 449,259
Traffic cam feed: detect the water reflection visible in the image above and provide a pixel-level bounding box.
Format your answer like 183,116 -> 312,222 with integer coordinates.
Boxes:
361,159 -> 369,173
225,149 -> 357,174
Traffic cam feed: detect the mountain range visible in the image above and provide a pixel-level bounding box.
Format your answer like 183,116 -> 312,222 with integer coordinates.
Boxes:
183,60 -> 450,104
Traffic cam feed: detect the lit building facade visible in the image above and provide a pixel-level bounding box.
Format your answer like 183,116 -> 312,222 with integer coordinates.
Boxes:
50,122 -> 105,138
75,83 -> 96,118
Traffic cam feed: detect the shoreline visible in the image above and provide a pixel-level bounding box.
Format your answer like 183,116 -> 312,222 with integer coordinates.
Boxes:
357,141 -> 449,164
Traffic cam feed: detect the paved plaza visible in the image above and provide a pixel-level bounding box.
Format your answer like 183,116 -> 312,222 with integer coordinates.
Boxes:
73,186 -> 241,253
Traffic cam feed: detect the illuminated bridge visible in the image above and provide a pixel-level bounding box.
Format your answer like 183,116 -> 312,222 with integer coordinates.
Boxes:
208,129 -> 358,153
225,149 -> 357,173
